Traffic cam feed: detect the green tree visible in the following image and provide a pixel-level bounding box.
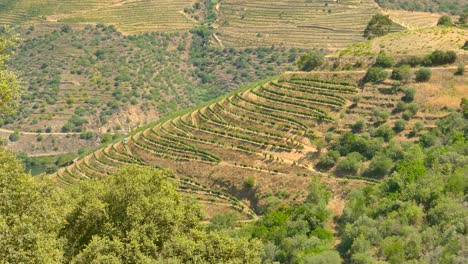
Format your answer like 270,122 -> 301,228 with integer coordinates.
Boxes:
437,15 -> 453,26
364,14 -> 393,39
0,27 -> 21,115
374,52 -> 394,68
0,148 -> 65,263
391,65 -> 412,82
336,152 -> 363,176
415,67 -> 432,82
62,165 -> 262,263
296,51 -> 324,71
8,129 -> 19,142
366,154 -> 393,178
461,98 -> 468,118
364,67 -> 388,83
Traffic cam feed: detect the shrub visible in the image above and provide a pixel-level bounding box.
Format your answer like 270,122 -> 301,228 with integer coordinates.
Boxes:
364,67 -> 388,83
399,56 -> 421,67
411,122 -> 425,136
437,15 -> 453,26
402,86 -> 416,102
394,119 -> 407,133
336,152 -> 364,175
396,101 -> 407,112
461,98 -> 468,118
391,65 -> 412,82
80,132 -> 94,140
374,124 -> 394,142
402,110 -> 415,121
352,119 -> 366,133
244,177 -> 256,188
352,95 -> 362,105
455,64 -> 465,76
101,133 -> 112,143
36,135 -> 43,142
407,102 -> 419,115
375,52 -> 394,68
366,154 -> 393,178
296,50 -> 324,71
8,130 -> 20,142
372,109 -> 390,124
423,50 -> 457,66
317,151 -> 340,171
415,68 -> 432,82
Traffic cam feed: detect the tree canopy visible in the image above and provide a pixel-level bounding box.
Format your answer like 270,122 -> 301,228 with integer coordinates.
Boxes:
0,27 -> 21,115
364,14 -> 393,39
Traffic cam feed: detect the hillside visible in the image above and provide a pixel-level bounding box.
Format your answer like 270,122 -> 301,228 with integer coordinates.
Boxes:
1,24 -> 302,155
338,26 -> 468,56
376,0 -> 467,15
51,66 -> 466,218
215,0 -> 381,49
0,0 -> 196,34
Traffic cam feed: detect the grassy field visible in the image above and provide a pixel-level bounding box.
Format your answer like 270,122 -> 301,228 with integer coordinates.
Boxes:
0,0 -> 196,34
339,26 -> 468,56
215,0 -> 380,49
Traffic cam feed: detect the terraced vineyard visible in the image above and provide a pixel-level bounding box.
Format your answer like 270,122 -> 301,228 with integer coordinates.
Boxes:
383,10 -> 441,30
0,0 -> 195,34
339,26 -> 468,56
53,74 -> 360,217
215,0 -> 379,49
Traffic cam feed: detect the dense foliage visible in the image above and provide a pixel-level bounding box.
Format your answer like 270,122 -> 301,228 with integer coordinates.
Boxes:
339,112 -> 468,263
3,24 -> 302,133
0,27 -> 20,115
0,157 -> 263,263
364,14 -> 393,39
243,181 -> 339,263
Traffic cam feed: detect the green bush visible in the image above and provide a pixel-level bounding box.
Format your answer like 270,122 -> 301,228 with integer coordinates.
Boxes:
394,119 -> 407,133
415,67 -> 432,82
244,177 -> 256,188
364,67 -> 388,83
375,52 -> 394,68
423,50 -> 457,66
8,130 -> 20,142
317,151 -> 340,171
437,15 -> 453,26
402,86 -> 416,102
391,65 -> 412,81
296,50 -> 324,71
455,64 -> 465,76
352,119 -> 366,133
336,152 -> 364,175
366,154 -> 393,178
374,124 -> 394,142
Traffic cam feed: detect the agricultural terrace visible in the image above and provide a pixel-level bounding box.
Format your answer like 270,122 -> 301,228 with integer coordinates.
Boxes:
52,66 -> 465,219
3,23 -> 301,155
383,10 -> 441,30
215,0 -> 379,49
53,73 -> 361,217
339,26 -> 468,56
0,0 -> 196,34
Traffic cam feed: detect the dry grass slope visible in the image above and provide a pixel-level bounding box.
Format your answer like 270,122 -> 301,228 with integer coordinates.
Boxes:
339,26 -> 468,56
